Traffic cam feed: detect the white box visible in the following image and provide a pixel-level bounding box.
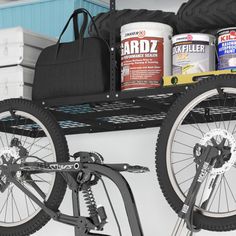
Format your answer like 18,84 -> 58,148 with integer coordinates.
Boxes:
0,66 -> 34,100
0,27 -> 57,68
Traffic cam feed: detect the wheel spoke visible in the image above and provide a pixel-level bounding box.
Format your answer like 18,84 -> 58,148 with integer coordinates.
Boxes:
223,176 -> 230,212
218,177 -> 222,212
22,183 -> 37,211
179,176 -> 195,186
173,140 -> 193,149
217,94 -> 227,130
11,189 -> 14,222
206,100 -> 219,129
171,151 -> 193,156
30,143 -> 51,156
199,174 -> 209,206
4,187 -> 10,222
26,137 -> 43,152
224,175 -> 236,203
227,98 -> 236,131
190,112 -> 206,136
176,129 -> 201,139
0,186 -> 12,215
172,157 -> 194,165
208,176 -> 223,211
12,188 -> 21,221
0,134 -> 5,148
175,161 -> 195,175
24,193 -> 30,217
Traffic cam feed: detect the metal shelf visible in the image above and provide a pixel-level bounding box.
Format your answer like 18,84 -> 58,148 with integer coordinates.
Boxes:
2,89 -> 236,137
46,91 -> 180,135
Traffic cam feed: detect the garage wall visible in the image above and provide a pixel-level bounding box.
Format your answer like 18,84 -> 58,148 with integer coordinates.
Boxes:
117,0 -> 185,12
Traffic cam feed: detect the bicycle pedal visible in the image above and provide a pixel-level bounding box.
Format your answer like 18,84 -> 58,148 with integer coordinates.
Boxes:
125,165 -> 150,173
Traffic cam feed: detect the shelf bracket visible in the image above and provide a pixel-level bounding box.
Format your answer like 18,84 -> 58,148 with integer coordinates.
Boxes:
109,0 -> 117,97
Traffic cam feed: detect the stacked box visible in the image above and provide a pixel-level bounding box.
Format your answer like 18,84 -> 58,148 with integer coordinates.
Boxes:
0,0 -> 109,41
0,27 -> 57,100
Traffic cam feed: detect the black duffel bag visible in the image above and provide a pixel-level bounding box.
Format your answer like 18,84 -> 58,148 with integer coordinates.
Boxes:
33,8 -> 110,100
89,9 -> 177,42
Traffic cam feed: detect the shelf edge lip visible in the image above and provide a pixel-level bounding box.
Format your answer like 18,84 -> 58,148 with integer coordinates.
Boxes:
117,86 -> 186,98
34,86 -> 186,107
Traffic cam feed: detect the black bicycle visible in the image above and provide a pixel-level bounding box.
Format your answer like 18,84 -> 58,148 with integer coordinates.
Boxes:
0,75 -> 236,236
0,98 -> 151,236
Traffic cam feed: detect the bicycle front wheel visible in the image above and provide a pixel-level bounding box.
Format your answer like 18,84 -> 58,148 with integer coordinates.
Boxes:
156,75 -> 236,231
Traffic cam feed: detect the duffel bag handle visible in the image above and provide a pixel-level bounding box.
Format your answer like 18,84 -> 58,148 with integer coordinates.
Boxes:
57,9 -> 88,44
57,8 -> 101,44
77,8 -> 101,38
56,8 -> 107,58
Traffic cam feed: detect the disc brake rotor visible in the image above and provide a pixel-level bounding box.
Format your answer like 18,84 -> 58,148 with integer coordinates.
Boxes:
199,129 -> 236,175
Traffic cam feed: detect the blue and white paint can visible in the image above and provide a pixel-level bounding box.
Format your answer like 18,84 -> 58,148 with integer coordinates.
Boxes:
217,27 -> 236,70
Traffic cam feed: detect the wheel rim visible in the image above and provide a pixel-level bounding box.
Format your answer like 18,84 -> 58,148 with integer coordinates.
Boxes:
166,87 -> 236,218
0,110 -> 56,227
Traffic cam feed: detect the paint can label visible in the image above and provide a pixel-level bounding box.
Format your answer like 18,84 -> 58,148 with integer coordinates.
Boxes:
218,29 -> 236,70
172,34 -> 215,75
121,34 -> 164,90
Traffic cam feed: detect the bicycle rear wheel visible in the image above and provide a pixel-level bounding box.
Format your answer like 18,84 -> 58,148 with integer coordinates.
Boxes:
0,99 -> 69,236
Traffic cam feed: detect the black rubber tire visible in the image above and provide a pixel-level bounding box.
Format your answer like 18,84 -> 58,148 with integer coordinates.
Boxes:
177,0 -> 236,33
0,99 -> 69,236
156,75 -> 236,231
200,28 -> 220,36
89,9 -> 177,42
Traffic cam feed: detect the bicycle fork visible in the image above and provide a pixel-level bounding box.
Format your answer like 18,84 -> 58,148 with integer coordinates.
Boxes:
172,145 -> 220,236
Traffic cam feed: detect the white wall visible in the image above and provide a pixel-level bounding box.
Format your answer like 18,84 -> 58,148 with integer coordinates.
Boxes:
35,128 -> 233,236
117,0 -> 185,12
34,1 -> 235,236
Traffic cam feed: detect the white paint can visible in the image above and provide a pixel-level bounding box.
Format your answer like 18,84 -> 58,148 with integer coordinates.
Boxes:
172,33 -> 216,75
121,22 -> 173,90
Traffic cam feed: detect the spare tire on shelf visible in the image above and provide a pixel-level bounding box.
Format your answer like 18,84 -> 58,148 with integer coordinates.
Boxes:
200,28 -> 220,36
177,0 -> 236,33
89,9 -> 177,42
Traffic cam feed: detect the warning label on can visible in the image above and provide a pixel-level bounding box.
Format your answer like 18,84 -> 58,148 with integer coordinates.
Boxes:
121,37 -> 163,90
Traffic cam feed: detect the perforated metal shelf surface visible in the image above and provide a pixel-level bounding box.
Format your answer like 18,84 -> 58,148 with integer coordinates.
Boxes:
0,89 -> 235,137
44,93 -> 177,135
46,93 -> 236,135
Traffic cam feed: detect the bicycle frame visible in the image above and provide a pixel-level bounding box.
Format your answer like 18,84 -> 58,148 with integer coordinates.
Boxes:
1,158 -> 144,236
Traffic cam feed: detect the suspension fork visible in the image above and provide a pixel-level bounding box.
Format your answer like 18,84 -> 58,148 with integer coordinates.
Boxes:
84,163 -> 144,236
